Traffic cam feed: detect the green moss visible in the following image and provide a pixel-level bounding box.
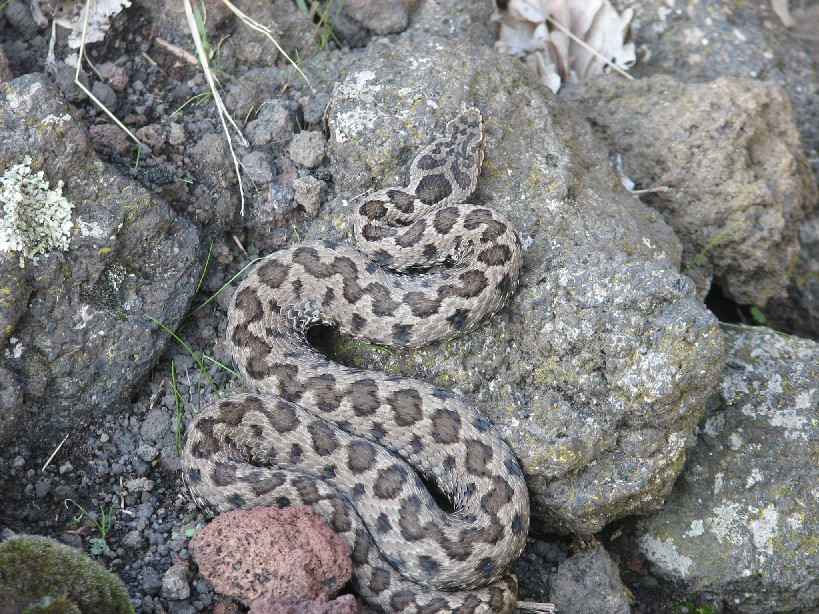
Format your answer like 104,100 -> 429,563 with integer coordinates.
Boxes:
0,535 -> 134,613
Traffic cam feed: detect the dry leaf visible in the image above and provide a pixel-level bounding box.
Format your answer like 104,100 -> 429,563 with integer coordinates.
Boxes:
495,0 -> 636,93
53,0 -> 132,49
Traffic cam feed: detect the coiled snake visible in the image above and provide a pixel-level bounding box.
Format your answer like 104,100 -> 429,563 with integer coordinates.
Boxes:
182,108 -> 530,612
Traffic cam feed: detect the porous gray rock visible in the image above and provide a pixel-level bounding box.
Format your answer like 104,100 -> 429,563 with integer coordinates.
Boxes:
618,0 -> 818,177
293,176 -> 326,216
311,37 -> 723,535
564,74 -> 816,306
638,329 -> 819,613
288,130 -> 327,169
0,74 -> 200,449
551,547 -> 631,614
768,211 -> 819,341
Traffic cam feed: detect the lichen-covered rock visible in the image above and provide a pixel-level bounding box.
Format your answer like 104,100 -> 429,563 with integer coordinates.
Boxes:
638,329 -> 819,613
311,36 -> 723,535
189,506 -> 353,607
0,73 -> 200,449
564,74 -> 816,305
0,534 -> 134,613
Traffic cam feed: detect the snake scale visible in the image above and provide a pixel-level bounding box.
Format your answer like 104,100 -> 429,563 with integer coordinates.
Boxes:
182,108 -> 530,612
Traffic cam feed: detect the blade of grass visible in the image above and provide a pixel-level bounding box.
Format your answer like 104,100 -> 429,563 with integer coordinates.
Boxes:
145,313 -> 218,392
195,242 -> 214,294
192,257 -> 261,313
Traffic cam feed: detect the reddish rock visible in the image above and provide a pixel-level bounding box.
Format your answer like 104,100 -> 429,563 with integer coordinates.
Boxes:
89,124 -> 131,156
189,505 -> 353,607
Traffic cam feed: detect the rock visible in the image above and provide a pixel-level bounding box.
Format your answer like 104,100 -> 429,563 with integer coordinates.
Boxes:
242,151 -> 275,184
407,0 -> 497,45
622,0 -> 819,178
96,62 -> 129,92
248,593 -> 358,614
0,44 -> 12,83
768,211 -> 819,341
89,124 -> 132,156
189,506 -> 352,607
162,562 -> 191,600
246,102 -> 296,149
637,329 -> 819,613
551,547 -> 631,614
315,36 -> 722,535
342,0 -> 416,34
91,80 -> 117,111
0,74 -> 200,449
135,124 -> 167,151
0,534 -> 133,613
293,176 -> 326,216
225,67 -> 288,120
565,74 -> 816,305
288,130 -> 327,168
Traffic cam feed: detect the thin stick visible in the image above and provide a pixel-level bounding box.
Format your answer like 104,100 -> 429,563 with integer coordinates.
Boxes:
543,15 -> 634,81
630,185 -> 669,194
41,433 -> 70,472
155,37 -> 200,65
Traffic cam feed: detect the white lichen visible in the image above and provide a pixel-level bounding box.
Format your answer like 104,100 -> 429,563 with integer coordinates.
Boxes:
0,156 -> 75,267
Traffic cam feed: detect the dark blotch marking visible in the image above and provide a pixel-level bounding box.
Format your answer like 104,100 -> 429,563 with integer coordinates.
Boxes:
422,242 -> 439,262
322,464 -> 337,479
405,292 -> 442,318
446,307 -> 471,331
247,470 -> 287,496
414,153 -> 446,171
433,206 -> 459,234
395,219 -> 427,248
416,173 -> 452,205
369,567 -> 392,594
390,323 -> 414,345
465,439 -> 494,477
227,493 -> 247,508
496,272 -> 515,297
211,461 -> 237,487
292,245 -> 330,278
371,422 -> 386,440
290,443 -> 303,461
186,468 -> 201,484
351,313 -> 367,333
291,279 -> 303,297
388,388 -> 424,427
361,223 -> 389,242
254,260 -> 288,289
351,528 -> 370,565
372,464 -> 409,499
293,476 -> 322,504
455,270 -> 488,299
511,512 -> 525,537
308,421 -> 339,456
322,287 -> 336,307
478,244 -> 513,267
366,282 -> 399,317
267,399 -> 299,433
474,557 -> 496,578
233,286 -> 264,315
360,199 -> 388,220
276,496 -> 291,508
386,189 -> 416,213
347,440 -> 378,473
481,478 -> 516,516
346,378 -> 381,416
376,513 -> 391,534
431,408 -> 462,444
418,555 -> 440,574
